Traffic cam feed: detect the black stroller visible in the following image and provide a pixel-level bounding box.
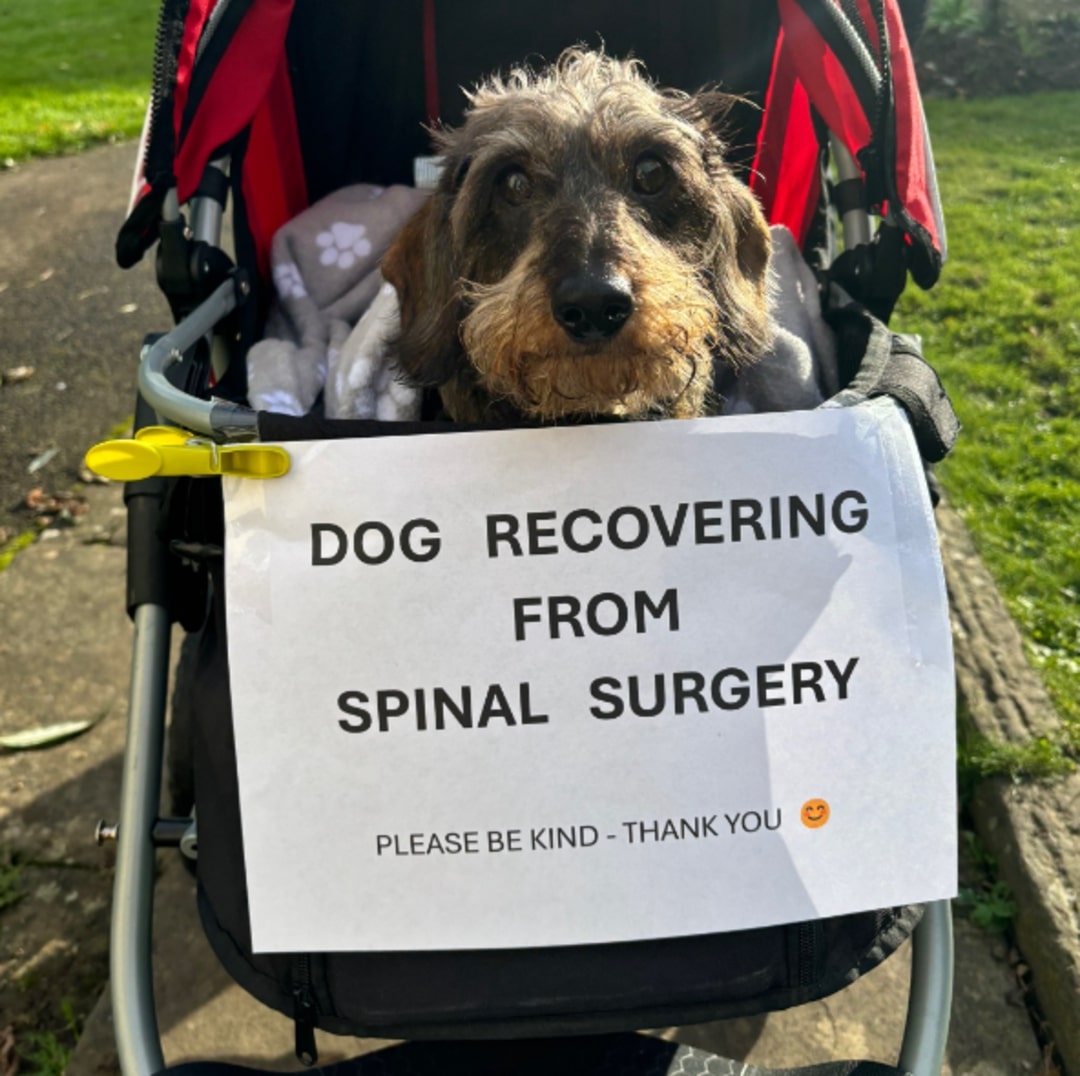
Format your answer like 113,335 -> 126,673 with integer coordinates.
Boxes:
96,2 -> 960,1074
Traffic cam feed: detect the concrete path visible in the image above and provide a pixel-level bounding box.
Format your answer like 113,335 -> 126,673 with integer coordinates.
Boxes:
0,144 -> 1052,1076
0,143 -> 171,534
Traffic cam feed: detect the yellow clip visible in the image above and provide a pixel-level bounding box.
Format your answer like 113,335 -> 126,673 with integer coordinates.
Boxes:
85,426 -> 291,481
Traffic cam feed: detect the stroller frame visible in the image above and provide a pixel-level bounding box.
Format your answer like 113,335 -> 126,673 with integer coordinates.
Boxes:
101,3 -> 958,1069
106,160 -> 954,1076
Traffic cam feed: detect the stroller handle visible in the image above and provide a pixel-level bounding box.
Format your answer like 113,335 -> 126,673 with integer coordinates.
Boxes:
139,275 -> 259,443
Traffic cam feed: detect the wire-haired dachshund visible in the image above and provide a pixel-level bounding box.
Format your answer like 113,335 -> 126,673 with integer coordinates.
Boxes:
382,48 -> 773,423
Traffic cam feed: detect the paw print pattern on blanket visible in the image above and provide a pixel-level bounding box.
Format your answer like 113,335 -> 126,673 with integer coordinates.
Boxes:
272,261 -> 307,300
248,183 -> 429,420
317,222 -> 373,269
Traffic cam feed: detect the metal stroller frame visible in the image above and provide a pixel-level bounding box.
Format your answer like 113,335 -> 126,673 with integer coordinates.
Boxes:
100,3 -> 956,1070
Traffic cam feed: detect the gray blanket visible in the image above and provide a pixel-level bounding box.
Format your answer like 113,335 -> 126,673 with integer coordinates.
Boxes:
246,183 -> 428,420
722,225 -> 839,414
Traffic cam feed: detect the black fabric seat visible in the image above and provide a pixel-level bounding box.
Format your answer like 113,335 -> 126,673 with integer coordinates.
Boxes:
283,1 -> 780,201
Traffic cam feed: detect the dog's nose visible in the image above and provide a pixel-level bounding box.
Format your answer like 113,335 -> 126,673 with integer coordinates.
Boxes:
552,273 -> 634,342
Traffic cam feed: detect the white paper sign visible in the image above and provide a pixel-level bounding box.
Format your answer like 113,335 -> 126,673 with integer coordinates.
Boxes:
224,398 -> 956,953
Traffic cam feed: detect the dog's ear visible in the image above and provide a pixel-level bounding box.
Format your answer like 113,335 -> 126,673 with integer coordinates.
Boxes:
381,195 -> 463,386
672,88 -> 740,137
674,87 -> 760,185
709,177 -> 774,366
727,179 -> 772,290
680,89 -> 771,293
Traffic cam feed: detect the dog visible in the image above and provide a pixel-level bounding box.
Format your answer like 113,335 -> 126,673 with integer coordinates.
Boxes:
381,48 -> 773,424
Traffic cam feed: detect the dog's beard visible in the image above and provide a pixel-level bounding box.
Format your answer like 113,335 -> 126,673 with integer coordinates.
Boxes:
459,239 -> 724,420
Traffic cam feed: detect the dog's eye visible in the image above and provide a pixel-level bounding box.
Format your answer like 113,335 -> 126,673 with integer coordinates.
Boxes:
497,166 -> 533,206
632,153 -> 670,196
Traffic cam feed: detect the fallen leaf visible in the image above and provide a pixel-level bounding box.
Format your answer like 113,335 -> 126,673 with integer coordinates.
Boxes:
81,527 -> 122,546
27,446 -> 60,474
79,461 -> 111,485
0,1025 -> 16,1076
23,487 -> 89,522
0,715 -> 103,751
2,365 -> 34,385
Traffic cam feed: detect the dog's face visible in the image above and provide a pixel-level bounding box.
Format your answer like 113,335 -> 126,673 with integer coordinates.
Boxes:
383,49 -> 772,422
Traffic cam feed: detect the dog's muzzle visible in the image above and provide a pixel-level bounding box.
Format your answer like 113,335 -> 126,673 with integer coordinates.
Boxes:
552,271 -> 635,343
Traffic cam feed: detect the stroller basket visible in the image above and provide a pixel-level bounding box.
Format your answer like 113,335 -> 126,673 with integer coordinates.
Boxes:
102,3 -> 959,1075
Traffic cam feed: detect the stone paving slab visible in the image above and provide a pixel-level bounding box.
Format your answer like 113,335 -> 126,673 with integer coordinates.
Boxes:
0,485 -> 131,1045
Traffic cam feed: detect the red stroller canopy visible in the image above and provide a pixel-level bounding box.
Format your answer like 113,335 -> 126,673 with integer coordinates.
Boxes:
119,0 -> 944,297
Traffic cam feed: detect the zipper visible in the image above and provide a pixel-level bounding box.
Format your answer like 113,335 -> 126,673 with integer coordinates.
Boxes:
796,921 -> 824,988
292,954 -> 319,1067
144,0 -> 182,177
142,0 -> 232,179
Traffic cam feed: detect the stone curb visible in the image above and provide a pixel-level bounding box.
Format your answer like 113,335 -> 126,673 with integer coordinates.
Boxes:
938,502 -> 1080,1074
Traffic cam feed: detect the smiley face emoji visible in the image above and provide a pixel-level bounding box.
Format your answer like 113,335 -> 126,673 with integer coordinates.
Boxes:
801,799 -> 830,829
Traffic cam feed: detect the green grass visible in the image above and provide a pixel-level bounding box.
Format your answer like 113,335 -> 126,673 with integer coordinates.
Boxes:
18,1030 -> 72,1076
957,879 -> 1018,933
18,1000 -> 81,1076
957,697 -> 1073,797
0,848 -> 25,912
895,92 -> 1080,755
0,529 -> 39,573
0,0 -> 156,162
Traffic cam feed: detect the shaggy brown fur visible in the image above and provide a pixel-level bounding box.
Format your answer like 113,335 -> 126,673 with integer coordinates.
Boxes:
382,48 -> 773,423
